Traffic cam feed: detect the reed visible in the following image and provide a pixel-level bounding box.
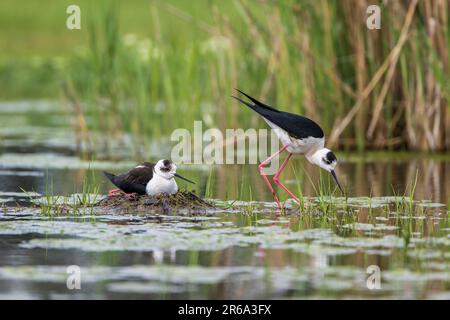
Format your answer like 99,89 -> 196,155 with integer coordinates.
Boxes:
12,0 -> 446,155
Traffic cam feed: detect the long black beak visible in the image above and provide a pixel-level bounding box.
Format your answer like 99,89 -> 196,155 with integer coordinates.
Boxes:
174,173 -> 195,184
330,170 -> 344,193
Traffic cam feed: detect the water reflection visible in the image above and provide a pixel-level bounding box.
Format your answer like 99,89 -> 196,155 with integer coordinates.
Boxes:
0,103 -> 449,299
209,157 -> 450,204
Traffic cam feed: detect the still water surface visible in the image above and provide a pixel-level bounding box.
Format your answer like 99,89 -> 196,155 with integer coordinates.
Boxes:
0,101 -> 449,299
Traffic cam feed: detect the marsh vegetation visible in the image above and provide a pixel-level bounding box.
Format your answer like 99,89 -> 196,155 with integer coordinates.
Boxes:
0,0 -> 449,299
1,0 -> 449,156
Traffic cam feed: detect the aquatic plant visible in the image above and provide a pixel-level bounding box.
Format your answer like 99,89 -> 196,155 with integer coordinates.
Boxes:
19,167 -> 101,216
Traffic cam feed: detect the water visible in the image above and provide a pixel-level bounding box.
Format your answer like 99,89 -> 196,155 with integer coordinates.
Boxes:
0,101 -> 449,299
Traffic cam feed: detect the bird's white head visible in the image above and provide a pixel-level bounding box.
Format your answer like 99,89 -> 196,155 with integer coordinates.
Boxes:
307,148 -> 343,192
308,148 -> 337,172
154,159 -> 177,180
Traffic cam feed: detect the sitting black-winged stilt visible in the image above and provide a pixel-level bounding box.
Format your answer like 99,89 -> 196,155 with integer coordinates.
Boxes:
233,89 -> 343,209
104,159 -> 195,197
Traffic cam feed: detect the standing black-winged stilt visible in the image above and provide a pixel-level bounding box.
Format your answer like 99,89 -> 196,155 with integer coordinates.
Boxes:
104,159 -> 195,197
233,89 -> 343,209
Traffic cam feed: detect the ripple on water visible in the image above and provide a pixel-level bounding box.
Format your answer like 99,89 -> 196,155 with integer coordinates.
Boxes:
0,193 -> 448,299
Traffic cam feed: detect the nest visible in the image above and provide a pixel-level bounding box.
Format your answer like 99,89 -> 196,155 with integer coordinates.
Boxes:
95,191 -> 213,214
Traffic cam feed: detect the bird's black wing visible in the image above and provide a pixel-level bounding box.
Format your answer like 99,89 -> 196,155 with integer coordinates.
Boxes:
126,166 -> 153,185
233,89 -> 324,139
103,169 -> 150,195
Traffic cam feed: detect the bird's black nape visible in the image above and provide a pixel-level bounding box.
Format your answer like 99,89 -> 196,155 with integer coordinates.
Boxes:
326,151 -> 337,163
324,151 -> 337,165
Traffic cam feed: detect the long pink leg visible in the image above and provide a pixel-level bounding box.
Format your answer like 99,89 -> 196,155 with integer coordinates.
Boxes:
258,145 -> 288,209
273,153 -> 301,204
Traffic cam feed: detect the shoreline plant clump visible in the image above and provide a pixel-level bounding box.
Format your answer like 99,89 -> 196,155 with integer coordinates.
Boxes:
95,191 -> 214,214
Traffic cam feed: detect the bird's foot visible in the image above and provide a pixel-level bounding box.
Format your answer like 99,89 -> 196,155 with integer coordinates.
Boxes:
108,189 -> 122,197
287,197 -> 308,211
125,193 -> 139,201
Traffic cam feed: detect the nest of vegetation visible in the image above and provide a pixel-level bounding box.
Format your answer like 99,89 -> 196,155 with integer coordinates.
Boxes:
95,191 -> 213,214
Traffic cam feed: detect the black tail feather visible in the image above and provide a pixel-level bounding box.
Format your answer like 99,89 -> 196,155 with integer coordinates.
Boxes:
233,89 -> 325,139
233,89 -> 280,112
231,95 -> 254,109
103,171 -> 117,185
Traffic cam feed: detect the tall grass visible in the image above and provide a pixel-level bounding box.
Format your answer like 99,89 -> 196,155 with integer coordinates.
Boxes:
58,0 -> 449,157
21,168 -> 100,216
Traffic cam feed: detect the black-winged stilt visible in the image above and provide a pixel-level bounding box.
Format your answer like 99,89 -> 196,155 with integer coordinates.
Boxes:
104,159 -> 195,197
233,89 -> 343,209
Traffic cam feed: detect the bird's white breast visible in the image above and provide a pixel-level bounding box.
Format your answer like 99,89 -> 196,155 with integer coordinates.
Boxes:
263,118 -> 324,154
146,175 -> 178,196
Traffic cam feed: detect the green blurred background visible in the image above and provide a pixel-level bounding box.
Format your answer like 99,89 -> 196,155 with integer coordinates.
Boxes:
1,0 -> 449,156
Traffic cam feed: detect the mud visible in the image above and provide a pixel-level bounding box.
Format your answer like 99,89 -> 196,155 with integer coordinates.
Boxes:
95,191 -> 213,214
